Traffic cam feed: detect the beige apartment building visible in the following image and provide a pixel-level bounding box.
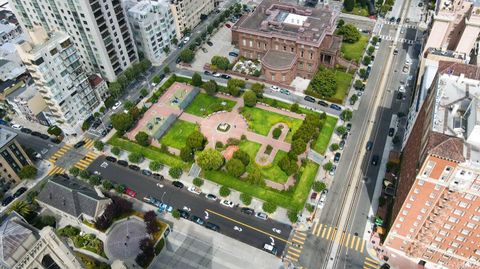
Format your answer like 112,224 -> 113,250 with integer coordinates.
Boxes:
0,127 -> 32,183
170,0 -> 215,38
385,62 -> 480,269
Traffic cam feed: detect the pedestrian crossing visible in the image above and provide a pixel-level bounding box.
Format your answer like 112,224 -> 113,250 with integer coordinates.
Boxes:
48,144 -> 72,163
381,21 -> 418,29
284,230 -> 307,263
74,151 -> 99,170
311,222 -> 366,253
376,35 -> 416,45
363,256 -> 380,269
47,166 -> 66,176
84,138 -> 95,149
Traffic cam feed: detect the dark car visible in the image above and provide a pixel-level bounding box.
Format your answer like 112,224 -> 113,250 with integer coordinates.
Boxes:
73,140 -> 86,148
176,57 -> 181,63
13,187 -> 28,198
366,141 -> 373,151
346,123 -> 352,132
371,155 -> 379,166
1,196 -> 14,206
396,18 -> 401,23
31,131 -> 41,137
304,95 -> 316,103
228,52 -> 238,57
341,133 -> 348,141
384,186 -> 395,197
389,17 -> 395,22
206,193 -> 217,201
153,173 -> 164,180
106,156 -> 117,162
388,128 -> 395,137
334,152 -> 341,163
397,92 -> 404,100
205,222 -> 220,231
172,181 -> 184,189
339,140 -> 345,150
50,137 -> 61,144
20,128 -> 32,134
178,209 -> 190,219
191,215 -> 204,225
141,169 -> 152,176
221,74 -> 231,79
206,41 -> 213,46
39,134 -> 49,140
241,207 -> 255,215
128,164 -> 140,171
330,104 -> 342,111
204,70 -> 212,76
92,119 -> 102,129
318,100 -> 329,107
117,160 -> 128,167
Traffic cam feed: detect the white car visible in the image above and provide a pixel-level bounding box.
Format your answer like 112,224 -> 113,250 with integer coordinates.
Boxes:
11,124 -> 22,130
212,72 -> 222,77
183,36 -> 190,43
220,199 -> 234,208
398,85 -> 406,93
112,101 -> 122,110
188,186 -> 202,195
270,85 -> 280,92
318,190 -> 328,209
156,183 -> 164,188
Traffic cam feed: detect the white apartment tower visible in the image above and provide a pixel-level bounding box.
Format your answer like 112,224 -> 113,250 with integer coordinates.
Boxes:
170,0 -> 215,38
17,28 -> 102,133
127,0 -> 177,65
10,0 -> 138,81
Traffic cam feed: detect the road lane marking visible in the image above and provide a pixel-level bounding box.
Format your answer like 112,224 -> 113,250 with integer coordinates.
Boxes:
364,260 -> 378,268
292,237 -> 305,244
84,138 -> 94,149
360,239 -> 365,253
205,209 -> 288,243
47,166 -> 65,176
343,233 -> 349,246
293,233 -> 306,241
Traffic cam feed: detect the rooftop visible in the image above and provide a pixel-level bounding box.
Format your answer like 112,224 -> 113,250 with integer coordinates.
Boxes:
0,213 -> 37,268
234,0 -> 338,46
262,50 -> 297,69
0,127 -> 17,148
88,74 -> 104,88
37,176 -> 110,219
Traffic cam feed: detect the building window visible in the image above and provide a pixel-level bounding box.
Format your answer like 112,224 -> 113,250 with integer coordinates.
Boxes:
429,193 -> 436,199
439,230 -> 448,236
434,184 -> 441,190
443,223 -> 452,229
257,42 -> 260,48
418,180 -> 425,186
414,188 -> 420,194
425,201 -> 432,206
399,217 -> 404,222
406,203 -> 412,209
301,50 -> 304,57
402,210 -> 408,215
464,193 -> 475,200
271,74 -> 275,81
421,208 -> 427,213
448,216 -> 458,223
466,222 -> 476,229
275,44 -> 278,50
310,52 -> 313,59
453,209 -> 464,216
283,46 -> 286,51
434,236 -> 443,242
461,229 -> 470,235
242,39 -> 246,46
249,40 -> 253,47
423,161 -> 436,177
282,74 -> 286,81
291,47 -> 294,53
472,215 -> 480,222
458,202 -> 469,208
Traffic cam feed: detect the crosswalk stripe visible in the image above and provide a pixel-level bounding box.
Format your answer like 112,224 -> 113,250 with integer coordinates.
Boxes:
296,231 -> 307,237
75,163 -> 88,169
287,250 -> 300,257
86,151 -> 98,158
48,166 -> 61,176
325,227 -> 332,240
78,159 -> 91,165
285,255 -> 298,262
343,233 -> 349,246
84,139 -> 94,149
315,223 -> 323,236
291,237 -> 305,244
288,247 -> 302,253
293,233 -> 306,241
364,261 -> 378,268
365,257 -> 378,264
321,225 -> 327,238
360,239 -> 365,253
350,236 -> 356,249
57,168 -> 65,174
356,237 -> 361,251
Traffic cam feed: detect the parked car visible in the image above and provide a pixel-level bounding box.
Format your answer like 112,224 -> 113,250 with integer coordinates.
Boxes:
117,160 -> 128,167
304,95 -> 316,103
220,199 -> 234,208
204,70 -> 213,76
241,207 -> 255,215
334,152 -> 341,163
124,188 -> 136,198
73,140 -> 86,148
11,124 -> 22,130
255,212 -> 268,220
221,74 -> 231,79
225,23 -> 231,28
206,41 -> 213,46
393,49 -> 399,55
371,155 -> 380,166
318,100 -> 329,107
212,72 -> 222,77
388,127 -> 395,137
384,186 -> 395,197
329,165 -> 337,176
177,209 -> 190,219
39,134 -> 49,140
172,181 -> 184,189
128,165 -> 140,171
13,187 -> 28,198
31,131 -> 41,137
396,18 -> 401,23
346,123 -> 352,132
397,92 -> 404,100
112,101 -> 122,110
310,192 -> 317,200
141,169 -> 152,176
1,196 -> 14,206
201,47 -> 208,53
191,215 -> 204,225
318,189 -> 328,209
341,133 -> 348,141
176,57 -> 181,63
280,88 -> 290,95
106,156 -> 117,162
206,193 -> 217,201
50,137 -> 61,144
153,173 -> 164,180
270,85 -> 280,92
366,141 -> 373,151
20,128 -> 31,134
188,186 -> 202,195
228,52 -> 238,57
205,222 -> 220,231
263,243 -> 278,255
339,140 -> 345,150
330,104 -> 342,111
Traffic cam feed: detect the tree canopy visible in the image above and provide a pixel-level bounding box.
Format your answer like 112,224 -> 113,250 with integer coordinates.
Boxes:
243,90 -> 257,107
211,56 -> 230,71
192,72 -> 203,86
110,112 -> 133,134
19,165 -> 37,179
135,131 -> 150,146
196,149 -> 224,170
337,23 -> 360,43
226,158 -> 245,177
180,49 -> 194,63
309,68 -> 337,98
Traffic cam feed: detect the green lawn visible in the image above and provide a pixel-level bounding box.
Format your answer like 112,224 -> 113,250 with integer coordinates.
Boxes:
257,150 -> 289,183
331,70 -> 354,103
108,133 -> 189,169
313,116 -> 338,154
238,140 -> 261,158
343,6 -> 369,17
159,120 -> 198,149
184,93 -> 236,117
241,107 -> 303,142
341,34 -> 369,62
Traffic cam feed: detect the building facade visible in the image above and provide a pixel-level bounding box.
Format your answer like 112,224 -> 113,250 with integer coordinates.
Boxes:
127,0 -> 177,65
231,0 -> 341,84
170,0 -> 214,38
0,127 -> 33,183
385,63 -> 480,269
10,0 -> 138,81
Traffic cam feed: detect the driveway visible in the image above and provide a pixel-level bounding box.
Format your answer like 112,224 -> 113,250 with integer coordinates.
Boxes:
191,24 -> 236,71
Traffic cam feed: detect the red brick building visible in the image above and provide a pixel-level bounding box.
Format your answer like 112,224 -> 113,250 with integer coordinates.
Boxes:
385,62 -> 480,269
231,0 -> 341,84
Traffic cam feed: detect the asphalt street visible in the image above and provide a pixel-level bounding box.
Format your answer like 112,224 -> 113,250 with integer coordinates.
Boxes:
2,126 -> 61,160
87,156 -> 291,257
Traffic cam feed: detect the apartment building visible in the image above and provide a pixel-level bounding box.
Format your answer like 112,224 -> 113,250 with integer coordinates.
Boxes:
385,62 -> 480,269
170,0 -> 215,38
127,0 -> 177,65
231,0 -> 341,84
0,127 -> 33,183
16,28 -> 103,132
10,0 -> 138,81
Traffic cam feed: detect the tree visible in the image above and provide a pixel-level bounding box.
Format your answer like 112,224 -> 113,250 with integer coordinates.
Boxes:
330,143 -> 339,151
179,49 -> 194,63
288,210 -> 299,223
102,180 -> 114,190
204,80 -> 218,95
144,210 -> 158,234
139,237 -> 154,255
278,156 -> 298,175
272,127 -> 282,139
169,167 -> 182,179
129,106 -> 141,121
94,140 -> 104,151
110,113 -> 133,134
359,68 -> 367,79
368,46 -> 375,55
310,68 -> 337,98
340,109 -> 353,121
135,252 -> 151,268
350,94 -> 358,105
69,167 -> 80,176
172,210 -> 181,219
7,200 -> 32,217
240,193 -> 252,205
337,19 -> 345,28
207,25 -> 214,34
243,90 -> 257,107
336,126 -> 347,135
180,146 -> 194,162
337,23 -> 360,43
163,66 -> 170,74
140,88 -> 148,97
196,149 -> 224,170
232,150 -> 250,166
88,175 -> 102,186
363,55 -> 372,66
186,130 -> 206,150
290,103 -> 300,113
227,78 -> 246,89
193,177 -> 204,187
372,36 -> 379,45
111,147 -> 121,156
211,56 -> 230,71
47,125 -> 62,136
135,131 -> 150,146
262,202 -> 277,214
19,165 -> 37,179
128,152 -> 143,163
163,46 -> 170,54
226,158 -> 245,177
344,0 -> 355,12
291,139 -> 307,155
171,37 -> 178,45
250,82 -> 264,98
123,100 -> 134,110
152,75 -> 162,84
219,186 -> 230,197
192,72 -> 203,86
313,181 -> 327,192
149,161 -> 162,171
246,169 -> 264,186
79,170 -> 91,179
354,80 -> 364,90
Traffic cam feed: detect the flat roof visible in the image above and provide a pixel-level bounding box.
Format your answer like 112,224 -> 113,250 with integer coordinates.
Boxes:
0,127 -> 17,148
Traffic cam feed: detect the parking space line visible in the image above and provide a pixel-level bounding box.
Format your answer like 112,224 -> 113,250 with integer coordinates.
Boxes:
206,209 -> 288,243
